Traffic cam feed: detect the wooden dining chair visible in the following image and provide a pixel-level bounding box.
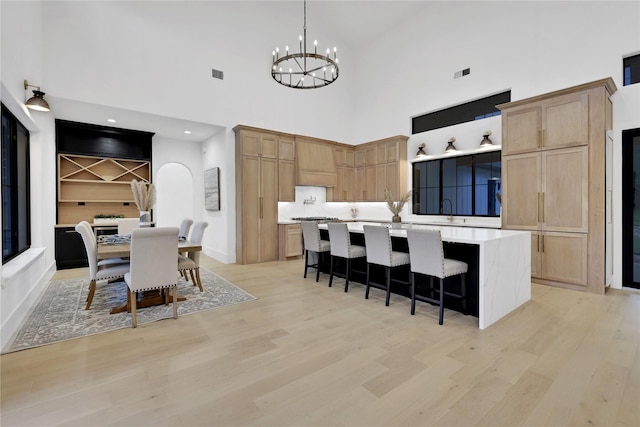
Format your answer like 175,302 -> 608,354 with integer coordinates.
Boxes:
75,221 -> 130,310
327,222 -> 366,292
178,221 -> 208,291
406,228 -> 467,325
124,227 -> 179,328
300,221 -> 331,282
363,225 -> 410,306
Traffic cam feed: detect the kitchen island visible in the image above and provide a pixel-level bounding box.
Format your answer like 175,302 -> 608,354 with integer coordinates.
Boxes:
319,222 -> 531,329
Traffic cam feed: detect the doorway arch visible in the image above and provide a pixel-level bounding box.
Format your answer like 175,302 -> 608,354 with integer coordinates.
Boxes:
156,162 -> 194,228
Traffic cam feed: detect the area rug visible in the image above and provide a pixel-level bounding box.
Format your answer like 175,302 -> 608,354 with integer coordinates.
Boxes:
3,268 -> 255,353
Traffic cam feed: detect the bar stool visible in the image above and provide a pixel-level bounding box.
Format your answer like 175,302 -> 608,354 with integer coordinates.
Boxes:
301,221 -> 331,282
406,228 -> 467,325
327,222 -> 366,292
363,225 -> 410,306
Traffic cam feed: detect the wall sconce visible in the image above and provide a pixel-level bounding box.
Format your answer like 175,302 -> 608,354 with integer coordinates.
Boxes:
23,80 -> 50,112
480,130 -> 493,147
416,143 -> 427,158
445,137 -> 457,152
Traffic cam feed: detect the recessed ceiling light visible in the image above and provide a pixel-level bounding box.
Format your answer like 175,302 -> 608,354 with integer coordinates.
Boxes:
107,118 -> 116,123
184,130 -> 191,134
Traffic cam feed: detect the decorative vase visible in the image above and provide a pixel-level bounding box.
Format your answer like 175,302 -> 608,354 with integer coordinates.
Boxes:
139,211 -> 151,224
392,214 -> 401,223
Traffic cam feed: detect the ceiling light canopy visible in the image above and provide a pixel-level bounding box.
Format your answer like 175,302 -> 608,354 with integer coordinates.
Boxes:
23,80 -> 50,112
271,0 -> 339,89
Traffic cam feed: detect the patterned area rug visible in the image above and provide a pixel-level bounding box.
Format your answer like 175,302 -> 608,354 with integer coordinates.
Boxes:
4,268 -> 255,353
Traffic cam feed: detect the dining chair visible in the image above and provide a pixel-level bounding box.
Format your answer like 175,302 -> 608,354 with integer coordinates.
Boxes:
117,218 -> 140,235
178,221 -> 208,291
327,222 -> 366,292
362,225 -> 410,306
300,221 -> 331,282
178,218 -> 193,240
406,228 -> 467,325
75,221 -> 130,310
124,227 -> 180,328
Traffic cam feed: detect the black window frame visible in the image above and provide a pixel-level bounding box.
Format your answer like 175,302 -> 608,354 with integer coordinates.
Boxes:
2,104 -> 31,264
623,54 -> 640,86
412,150 -> 502,218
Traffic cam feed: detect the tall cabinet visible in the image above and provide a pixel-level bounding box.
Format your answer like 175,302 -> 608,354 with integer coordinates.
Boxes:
499,78 -> 616,294
235,126 -> 280,264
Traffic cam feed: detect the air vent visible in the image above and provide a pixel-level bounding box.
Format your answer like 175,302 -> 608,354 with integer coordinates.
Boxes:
454,67 -> 471,79
212,68 -> 224,80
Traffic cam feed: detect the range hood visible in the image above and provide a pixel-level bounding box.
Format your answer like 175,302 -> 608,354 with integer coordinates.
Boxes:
296,136 -> 337,187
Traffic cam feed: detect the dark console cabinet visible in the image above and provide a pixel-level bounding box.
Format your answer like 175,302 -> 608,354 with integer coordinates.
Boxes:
55,226 -> 88,269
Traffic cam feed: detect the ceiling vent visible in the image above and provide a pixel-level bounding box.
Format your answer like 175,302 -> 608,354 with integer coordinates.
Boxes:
212,69 -> 224,80
454,68 -> 471,79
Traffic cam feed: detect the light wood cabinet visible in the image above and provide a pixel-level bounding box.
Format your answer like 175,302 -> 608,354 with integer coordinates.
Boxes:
356,136 -> 408,202
331,144 -> 355,202
499,78 -> 616,293
57,154 -> 150,224
235,126 -> 280,264
278,136 -> 296,202
279,223 -> 303,260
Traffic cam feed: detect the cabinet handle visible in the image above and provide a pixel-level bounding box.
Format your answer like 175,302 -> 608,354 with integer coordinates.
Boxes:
537,192 -> 541,222
259,197 -> 263,219
537,234 -> 540,252
541,234 -> 544,253
343,190 -> 346,200
541,192 -> 545,223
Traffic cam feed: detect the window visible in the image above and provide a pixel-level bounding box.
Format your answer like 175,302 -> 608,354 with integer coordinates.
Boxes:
412,151 -> 501,217
411,91 -> 511,134
623,54 -> 640,86
2,105 -> 31,263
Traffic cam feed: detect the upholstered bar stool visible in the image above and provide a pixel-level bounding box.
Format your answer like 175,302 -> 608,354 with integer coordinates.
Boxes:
327,222 -> 366,292
300,221 -> 331,282
362,225 -> 410,306
406,228 -> 467,325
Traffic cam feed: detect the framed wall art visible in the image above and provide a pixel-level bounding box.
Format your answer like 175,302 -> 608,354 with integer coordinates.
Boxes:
204,167 -> 220,211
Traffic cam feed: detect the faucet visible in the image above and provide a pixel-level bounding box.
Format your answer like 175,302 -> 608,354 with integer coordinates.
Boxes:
303,196 -> 316,205
442,198 -> 453,222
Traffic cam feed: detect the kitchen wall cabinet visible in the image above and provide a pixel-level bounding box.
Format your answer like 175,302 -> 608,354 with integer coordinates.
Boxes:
331,144 -> 355,202
356,136 -> 408,202
278,136 -> 296,202
499,78 -> 616,293
235,126 -> 280,264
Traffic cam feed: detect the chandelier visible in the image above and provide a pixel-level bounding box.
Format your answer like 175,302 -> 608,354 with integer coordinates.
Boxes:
271,0 -> 339,89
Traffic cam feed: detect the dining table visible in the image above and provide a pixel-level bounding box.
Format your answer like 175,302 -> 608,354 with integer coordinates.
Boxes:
97,239 -> 202,314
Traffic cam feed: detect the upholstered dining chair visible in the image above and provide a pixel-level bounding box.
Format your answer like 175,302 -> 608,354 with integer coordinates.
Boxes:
124,227 -> 180,328
362,225 -> 410,306
178,218 -> 193,241
300,221 -> 331,282
117,218 -> 140,235
406,228 -> 467,325
75,221 -> 130,310
327,222 -> 366,292
178,221 -> 208,291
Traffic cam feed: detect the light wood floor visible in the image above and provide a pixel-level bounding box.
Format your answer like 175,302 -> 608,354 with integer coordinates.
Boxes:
1,255 -> 639,426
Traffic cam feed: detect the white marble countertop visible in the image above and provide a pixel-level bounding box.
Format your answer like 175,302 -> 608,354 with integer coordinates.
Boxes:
318,221 -> 528,244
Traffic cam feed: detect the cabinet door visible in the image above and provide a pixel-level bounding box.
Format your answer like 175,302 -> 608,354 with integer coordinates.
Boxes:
542,92 -> 589,150
285,224 -> 303,257
242,156 -> 261,264
531,232 -> 541,278
344,167 -> 355,202
375,164 -> 387,200
365,165 -> 377,201
502,152 -> 540,230
279,136 -> 295,161
541,146 -> 588,232
261,134 -> 278,158
502,106 -> 541,156
278,160 -> 295,202
539,231 -> 588,286
260,157 -> 279,262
